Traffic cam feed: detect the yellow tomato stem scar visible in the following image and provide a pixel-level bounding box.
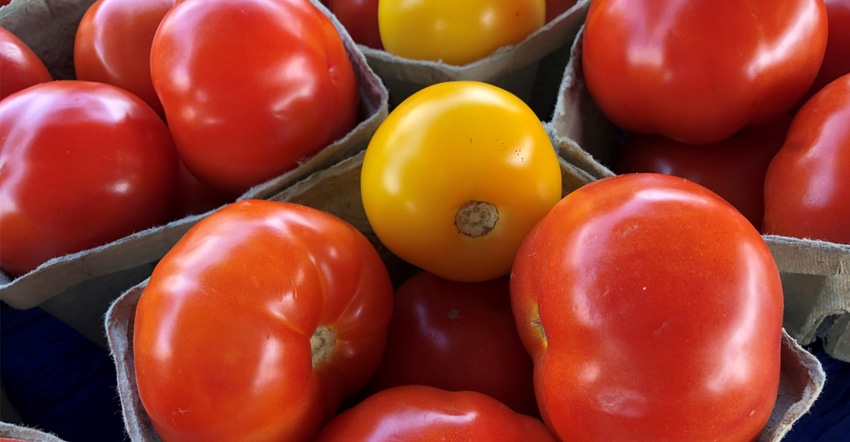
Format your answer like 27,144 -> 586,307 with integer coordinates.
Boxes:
311,326 -> 336,367
455,200 -> 498,237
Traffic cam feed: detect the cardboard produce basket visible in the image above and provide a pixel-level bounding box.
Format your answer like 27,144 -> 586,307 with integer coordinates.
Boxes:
547,27 -> 850,364
355,0 -> 590,118
0,0 -> 390,349
102,148 -> 825,441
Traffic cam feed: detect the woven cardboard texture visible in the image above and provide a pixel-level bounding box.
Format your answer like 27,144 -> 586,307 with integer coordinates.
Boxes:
549,26 -> 850,364
0,0 -> 390,349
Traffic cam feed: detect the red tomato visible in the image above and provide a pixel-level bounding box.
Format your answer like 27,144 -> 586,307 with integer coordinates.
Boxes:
582,0 -> 827,144
614,115 -> 791,229
173,160 -> 231,217
0,80 -> 179,277
326,0 -> 382,49
150,0 -> 360,197
545,0 -> 578,22
74,0 -> 176,119
0,27 -> 52,100
803,0 -> 850,101
511,173 -> 784,441
363,272 -> 537,416
763,73 -> 850,244
315,385 -> 557,441
133,200 -> 394,442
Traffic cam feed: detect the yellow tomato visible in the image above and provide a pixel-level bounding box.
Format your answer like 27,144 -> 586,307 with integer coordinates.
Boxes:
377,0 -> 546,66
360,81 -> 562,282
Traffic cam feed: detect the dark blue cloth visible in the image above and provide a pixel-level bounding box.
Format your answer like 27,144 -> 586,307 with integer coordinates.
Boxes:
784,341 -> 850,441
1,302 -> 127,442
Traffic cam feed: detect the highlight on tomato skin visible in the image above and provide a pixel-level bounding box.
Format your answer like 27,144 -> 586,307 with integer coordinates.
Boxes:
614,114 -> 792,230
763,73 -> 850,245
132,199 -> 395,442
0,27 -> 53,100
582,0 -> 828,145
314,385 -> 558,442
360,80 -> 562,283
150,0 -> 361,197
377,0 -> 546,66
510,173 -> 784,441
74,0 -> 176,120
362,271 -> 538,417
0,80 -> 181,278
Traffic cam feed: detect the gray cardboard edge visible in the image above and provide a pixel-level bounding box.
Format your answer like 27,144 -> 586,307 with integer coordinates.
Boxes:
0,421 -> 68,442
0,0 -> 390,347
359,0 -> 590,107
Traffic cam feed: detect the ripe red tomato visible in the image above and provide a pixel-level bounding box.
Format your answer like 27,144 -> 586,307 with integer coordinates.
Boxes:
315,385 -> 557,441
173,160 -> 231,217
326,0 -> 382,49
0,80 -> 179,277
74,0 -> 176,119
582,0 -> 827,144
803,0 -> 850,101
133,200 -> 395,442
614,115 -> 791,229
0,27 -> 52,100
511,173 -> 784,441
150,0 -> 360,197
763,73 -> 850,244
545,0 -> 578,22
363,272 -> 537,416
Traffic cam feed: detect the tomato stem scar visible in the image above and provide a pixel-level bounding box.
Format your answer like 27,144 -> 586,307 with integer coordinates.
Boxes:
311,326 -> 336,367
455,201 -> 498,237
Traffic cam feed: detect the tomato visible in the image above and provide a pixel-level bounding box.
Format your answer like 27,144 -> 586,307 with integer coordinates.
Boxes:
74,0 -> 176,119
133,200 -> 394,442
545,0 -> 578,22
377,0 -> 545,66
510,173 -> 784,441
326,0 -> 382,49
363,272 -> 537,416
0,27 -> 52,100
360,81 -> 561,283
315,385 -> 557,441
173,160 -> 231,218
804,0 -> 850,102
150,0 -> 360,197
582,0 -> 828,145
763,73 -> 850,244
614,114 -> 791,229
0,80 -> 179,277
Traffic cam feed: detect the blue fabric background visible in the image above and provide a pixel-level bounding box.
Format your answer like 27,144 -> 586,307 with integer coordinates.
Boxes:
1,301 -> 848,441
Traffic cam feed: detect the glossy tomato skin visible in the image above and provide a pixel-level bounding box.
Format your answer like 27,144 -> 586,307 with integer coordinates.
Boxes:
327,0 -> 382,49
0,80 -> 179,277
378,0 -> 545,66
315,385 -> 557,442
133,200 -> 394,442
511,173 -> 784,441
763,73 -> 850,244
364,272 -> 537,416
615,115 -> 791,229
74,0 -> 176,119
582,0 -> 827,144
0,27 -> 52,100
803,0 -> 850,102
360,81 -> 562,283
151,0 -> 360,197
